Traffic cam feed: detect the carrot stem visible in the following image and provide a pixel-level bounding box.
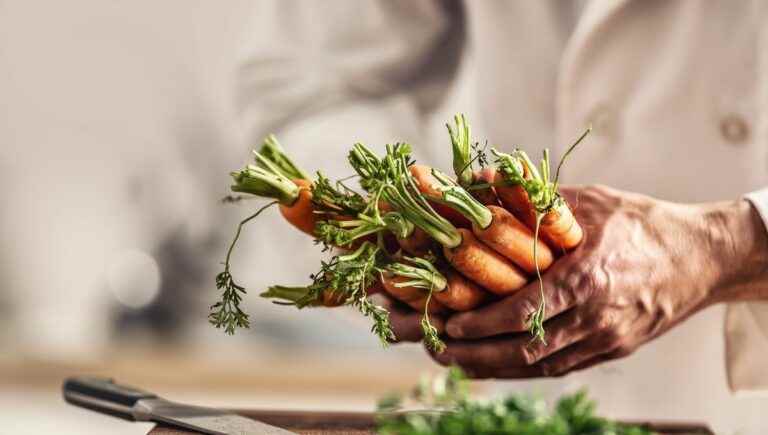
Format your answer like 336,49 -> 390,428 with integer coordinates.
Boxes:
447,113 -> 474,187
385,256 -> 447,292
257,134 -> 310,180
528,212 -> 547,344
230,165 -> 299,206
429,169 -> 493,229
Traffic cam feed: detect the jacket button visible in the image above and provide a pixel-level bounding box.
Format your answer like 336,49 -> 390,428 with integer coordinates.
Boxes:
720,114 -> 749,145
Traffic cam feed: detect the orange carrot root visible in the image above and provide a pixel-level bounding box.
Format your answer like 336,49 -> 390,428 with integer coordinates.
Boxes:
432,269 -> 488,312
493,172 -> 538,229
322,289 -> 346,307
494,172 -> 583,252
473,205 -> 553,274
542,203 -> 583,251
278,179 -> 318,236
443,228 -> 528,296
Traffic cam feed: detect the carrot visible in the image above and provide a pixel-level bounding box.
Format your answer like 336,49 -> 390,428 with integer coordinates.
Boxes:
442,229 -> 528,295
214,136 -> 374,335
278,178 -> 317,236
491,170 -> 536,227
473,205 -> 553,274
421,167 -> 554,274
349,143 -> 530,297
432,269 -> 487,311
492,127 -> 590,252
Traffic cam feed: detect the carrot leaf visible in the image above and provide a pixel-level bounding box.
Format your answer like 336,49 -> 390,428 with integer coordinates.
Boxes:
263,241 -> 396,346
310,172 -> 367,216
210,200 -> 278,335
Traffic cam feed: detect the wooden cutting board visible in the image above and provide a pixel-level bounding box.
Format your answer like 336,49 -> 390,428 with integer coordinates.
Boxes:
147,410 -> 714,435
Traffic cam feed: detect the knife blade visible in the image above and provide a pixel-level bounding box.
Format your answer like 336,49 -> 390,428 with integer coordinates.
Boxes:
63,376 -> 295,435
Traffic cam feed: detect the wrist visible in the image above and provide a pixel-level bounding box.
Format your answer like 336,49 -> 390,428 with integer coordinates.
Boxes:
704,199 -> 768,303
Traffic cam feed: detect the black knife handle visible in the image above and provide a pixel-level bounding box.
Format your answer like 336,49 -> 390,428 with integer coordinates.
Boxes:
63,377 -> 158,421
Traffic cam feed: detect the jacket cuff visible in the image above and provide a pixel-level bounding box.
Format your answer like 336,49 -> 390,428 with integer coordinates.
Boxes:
725,189 -> 768,394
744,188 -> 768,233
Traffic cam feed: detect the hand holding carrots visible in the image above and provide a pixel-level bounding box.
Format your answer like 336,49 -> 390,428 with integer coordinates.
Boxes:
213,114 -> 588,352
389,185 -> 768,379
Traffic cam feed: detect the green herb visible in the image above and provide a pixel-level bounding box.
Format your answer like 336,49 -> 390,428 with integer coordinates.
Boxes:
376,368 -> 652,435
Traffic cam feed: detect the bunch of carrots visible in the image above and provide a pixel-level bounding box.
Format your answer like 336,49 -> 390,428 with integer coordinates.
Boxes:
211,115 -> 590,351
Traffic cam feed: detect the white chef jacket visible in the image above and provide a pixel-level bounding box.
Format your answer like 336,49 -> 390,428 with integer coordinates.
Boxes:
236,1 -> 768,432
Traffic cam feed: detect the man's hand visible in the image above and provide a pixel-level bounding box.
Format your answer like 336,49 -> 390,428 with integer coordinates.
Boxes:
394,185 -> 768,378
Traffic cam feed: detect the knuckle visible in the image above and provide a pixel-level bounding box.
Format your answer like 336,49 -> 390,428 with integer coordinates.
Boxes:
591,310 -> 618,332
560,267 -> 604,304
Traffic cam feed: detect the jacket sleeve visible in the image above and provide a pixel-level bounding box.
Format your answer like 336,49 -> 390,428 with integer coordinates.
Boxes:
234,0 -> 465,173
726,188 -> 768,393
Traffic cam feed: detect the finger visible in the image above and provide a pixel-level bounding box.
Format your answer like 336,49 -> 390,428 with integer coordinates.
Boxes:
430,310 -> 592,369
377,295 -> 446,343
566,346 -> 633,373
509,309 -> 594,365
446,255 -> 591,338
454,334 -> 619,380
534,334 -> 619,377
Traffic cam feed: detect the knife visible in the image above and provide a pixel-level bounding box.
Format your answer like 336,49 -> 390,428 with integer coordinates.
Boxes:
63,376 -> 296,435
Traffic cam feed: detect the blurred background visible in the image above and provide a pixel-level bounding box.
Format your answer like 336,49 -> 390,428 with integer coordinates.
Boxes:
0,1 -> 447,434
2,1 -> 767,434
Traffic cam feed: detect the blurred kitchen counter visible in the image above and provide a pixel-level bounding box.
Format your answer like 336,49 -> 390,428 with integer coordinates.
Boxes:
2,343 -> 440,394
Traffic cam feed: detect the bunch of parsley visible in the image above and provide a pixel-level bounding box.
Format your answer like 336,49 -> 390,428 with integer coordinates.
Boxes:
376,368 -> 651,435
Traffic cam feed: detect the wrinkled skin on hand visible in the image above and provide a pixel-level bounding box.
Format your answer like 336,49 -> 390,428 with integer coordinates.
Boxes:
386,185 -> 768,378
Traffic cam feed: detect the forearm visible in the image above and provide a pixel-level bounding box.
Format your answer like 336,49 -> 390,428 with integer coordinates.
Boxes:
706,198 -> 768,303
